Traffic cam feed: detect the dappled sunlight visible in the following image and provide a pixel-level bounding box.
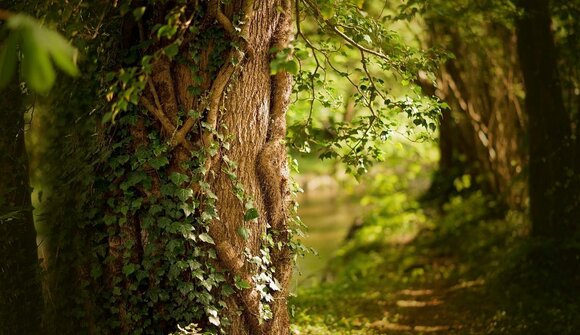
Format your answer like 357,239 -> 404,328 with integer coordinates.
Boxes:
395,298 -> 443,307
398,289 -> 434,296
368,318 -> 454,333
447,279 -> 485,292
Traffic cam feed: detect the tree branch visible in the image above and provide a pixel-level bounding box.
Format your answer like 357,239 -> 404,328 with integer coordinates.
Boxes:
208,0 -> 235,37
140,95 -> 195,152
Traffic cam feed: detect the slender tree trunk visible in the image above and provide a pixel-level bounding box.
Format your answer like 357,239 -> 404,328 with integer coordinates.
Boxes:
516,0 -> 577,236
0,78 -> 42,333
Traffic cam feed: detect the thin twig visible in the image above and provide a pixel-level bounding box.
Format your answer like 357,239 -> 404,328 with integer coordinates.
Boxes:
360,50 -> 386,100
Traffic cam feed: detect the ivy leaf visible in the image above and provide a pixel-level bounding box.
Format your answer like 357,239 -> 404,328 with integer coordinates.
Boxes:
164,43 -> 179,58
235,277 -> 251,289
199,233 -> 214,244
149,156 -> 169,170
90,265 -> 102,279
169,172 -> 190,185
181,203 -> 195,217
175,188 -> 193,202
122,263 -> 137,276
269,279 -> 281,291
208,315 -> 220,326
244,208 -> 259,221
207,308 -> 220,326
221,284 -> 235,296
237,226 -> 250,240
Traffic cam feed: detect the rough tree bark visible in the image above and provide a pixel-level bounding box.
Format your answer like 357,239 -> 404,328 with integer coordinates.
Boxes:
0,78 -> 43,333
201,1 -> 294,333
45,1 -> 295,334
516,0 -> 578,236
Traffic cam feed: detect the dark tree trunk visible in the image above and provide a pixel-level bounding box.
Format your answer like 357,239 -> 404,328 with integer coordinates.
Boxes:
423,108 -> 469,203
516,0 -> 577,236
0,78 -> 42,333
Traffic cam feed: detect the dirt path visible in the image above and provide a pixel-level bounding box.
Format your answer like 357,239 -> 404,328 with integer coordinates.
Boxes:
292,235 -> 495,334
366,279 -> 488,334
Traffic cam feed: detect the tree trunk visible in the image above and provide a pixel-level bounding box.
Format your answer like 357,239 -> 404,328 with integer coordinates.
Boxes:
201,2 -> 294,333
516,0 -> 577,236
0,78 -> 42,333
44,1 -> 294,334
423,18 -> 527,208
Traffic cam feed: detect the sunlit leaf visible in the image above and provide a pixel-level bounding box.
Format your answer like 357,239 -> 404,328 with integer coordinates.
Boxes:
40,29 -> 79,77
237,226 -> 250,240
285,59 -> 299,75
21,26 -> 55,93
199,233 -> 215,244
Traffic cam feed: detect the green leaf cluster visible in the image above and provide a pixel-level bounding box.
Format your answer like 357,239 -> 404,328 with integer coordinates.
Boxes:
0,13 -> 79,93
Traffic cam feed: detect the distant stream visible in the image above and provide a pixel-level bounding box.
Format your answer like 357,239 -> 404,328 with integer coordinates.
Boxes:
291,180 -> 363,290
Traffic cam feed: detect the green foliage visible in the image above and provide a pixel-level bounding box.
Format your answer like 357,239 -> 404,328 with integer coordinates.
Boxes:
97,113 -> 229,333
287,0 -> 446,177
0,12 -> 79,92
292,151 -> 577,334
291,191 -> 511,333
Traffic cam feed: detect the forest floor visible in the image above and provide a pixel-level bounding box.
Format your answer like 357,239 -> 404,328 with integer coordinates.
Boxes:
290,217 -> 496,334
290,190 -> 580,335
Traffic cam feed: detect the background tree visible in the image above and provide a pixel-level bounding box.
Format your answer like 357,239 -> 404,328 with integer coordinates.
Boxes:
0,66 -> 42,335
0,7 -> 78,333
515,0 -> 580,237
406,1 -> 527,209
